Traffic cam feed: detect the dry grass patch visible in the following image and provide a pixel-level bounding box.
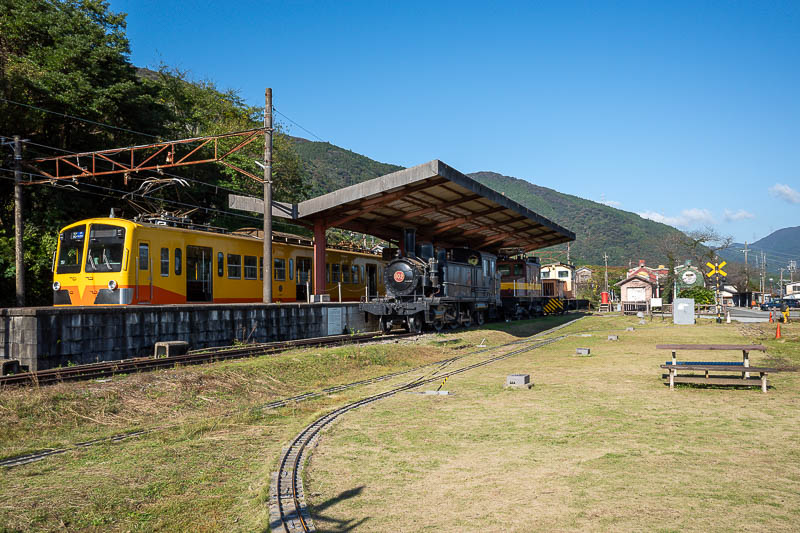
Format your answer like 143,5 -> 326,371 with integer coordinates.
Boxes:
0,315 -> 577,532
307,316 -> 800,532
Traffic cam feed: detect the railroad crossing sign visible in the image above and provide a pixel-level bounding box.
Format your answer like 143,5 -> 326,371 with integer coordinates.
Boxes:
706,261 -> 727,277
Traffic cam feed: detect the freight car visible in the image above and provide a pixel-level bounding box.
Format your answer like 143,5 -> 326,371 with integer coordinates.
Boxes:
52,216 -> 385,306
498,255 -> 566,317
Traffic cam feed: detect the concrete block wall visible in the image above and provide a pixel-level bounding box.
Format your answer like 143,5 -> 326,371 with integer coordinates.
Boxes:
0,303 -> 377,372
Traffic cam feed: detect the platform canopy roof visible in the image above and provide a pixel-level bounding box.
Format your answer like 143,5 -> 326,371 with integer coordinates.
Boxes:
295,160 -> 574,253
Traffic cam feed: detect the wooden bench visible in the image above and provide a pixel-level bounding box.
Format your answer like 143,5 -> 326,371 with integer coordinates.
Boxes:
656,344 -> 779,393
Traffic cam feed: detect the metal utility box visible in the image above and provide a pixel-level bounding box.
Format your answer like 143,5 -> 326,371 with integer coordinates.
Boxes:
673,298 -> 696,325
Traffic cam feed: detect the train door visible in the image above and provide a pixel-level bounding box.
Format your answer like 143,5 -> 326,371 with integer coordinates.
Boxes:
136,241 -> 152,303
366,263 -> 377,297
296,257 -> 311,301
186,245 -> 213,302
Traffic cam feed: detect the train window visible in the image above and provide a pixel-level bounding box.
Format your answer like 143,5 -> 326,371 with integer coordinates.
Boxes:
342,263 -> 351,283
274,258 -> 286,281
138,244 -> 149,271
84,224 -> 125,273
482,258 -> 489,276
331,263 -> 341,283
260,257 -> 263,280
361,265 -> 365,283
227,254 -> 241,279
174,248 -> 182,275
514,264 -> 523,276
558,270 -> 569,278
218,252 -> 224,277
58,225 -> 87,274
326,264 -> 330,283
541,271 -> 550,278
497,264 -> 511,276
289,259 -> 294,281
244,255 -> 258,279
352,265 -> 359,284
160,248 -> 169,276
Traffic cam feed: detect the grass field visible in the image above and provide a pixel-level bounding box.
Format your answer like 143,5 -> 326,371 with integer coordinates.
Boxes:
0,315 -> 575,532
307,316 -> 800,532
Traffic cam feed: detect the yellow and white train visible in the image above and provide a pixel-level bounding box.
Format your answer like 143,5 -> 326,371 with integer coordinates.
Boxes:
52,217 -> 385,306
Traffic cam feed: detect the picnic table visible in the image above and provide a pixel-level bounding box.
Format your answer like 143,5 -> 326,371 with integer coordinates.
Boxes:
656,344 -> 780,393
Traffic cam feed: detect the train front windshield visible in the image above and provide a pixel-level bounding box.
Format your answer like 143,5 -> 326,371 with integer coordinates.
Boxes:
57,225 -> 86,274
85,224 -> 126,272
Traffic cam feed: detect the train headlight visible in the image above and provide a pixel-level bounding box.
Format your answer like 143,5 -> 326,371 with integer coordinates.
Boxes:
108,280 -> 118,290
52,281 -> 61,291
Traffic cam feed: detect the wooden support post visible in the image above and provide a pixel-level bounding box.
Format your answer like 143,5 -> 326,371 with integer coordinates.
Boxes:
263,88 -> 273,304
313,219 -> 326,298
761,373 -> 767,393
669,368 -> 675,390
743,350 -> 750,379
14,136 -> 25,307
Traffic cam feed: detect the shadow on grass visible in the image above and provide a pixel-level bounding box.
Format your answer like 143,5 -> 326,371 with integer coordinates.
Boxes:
478,312 -> 590,338
308,485 -> 369,533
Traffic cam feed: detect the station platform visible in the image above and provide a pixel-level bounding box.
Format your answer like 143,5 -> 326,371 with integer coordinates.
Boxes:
1,303 -> 376,372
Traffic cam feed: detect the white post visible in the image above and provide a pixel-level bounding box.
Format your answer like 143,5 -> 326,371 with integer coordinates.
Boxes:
306,281 -> 310,304
338,282 -> 342,303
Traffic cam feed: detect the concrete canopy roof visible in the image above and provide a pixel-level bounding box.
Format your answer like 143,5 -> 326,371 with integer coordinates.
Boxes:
296,160 -> 574,253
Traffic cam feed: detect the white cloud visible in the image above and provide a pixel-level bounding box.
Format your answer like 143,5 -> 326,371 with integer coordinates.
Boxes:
723,209 -> 755,222
769,183 -> 800,204
600,199 -> 622,208
638,208 -> 714,228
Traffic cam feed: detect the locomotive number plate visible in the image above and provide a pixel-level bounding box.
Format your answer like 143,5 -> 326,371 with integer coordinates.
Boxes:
393,271 -> 405,282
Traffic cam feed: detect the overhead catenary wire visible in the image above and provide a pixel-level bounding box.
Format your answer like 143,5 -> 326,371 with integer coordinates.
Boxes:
272,107 -> 326,143
0,167 -> 266,224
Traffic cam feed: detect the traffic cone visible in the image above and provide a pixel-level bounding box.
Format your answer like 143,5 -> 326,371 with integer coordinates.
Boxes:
769,312 -> 773,323
776,323 -> 781,339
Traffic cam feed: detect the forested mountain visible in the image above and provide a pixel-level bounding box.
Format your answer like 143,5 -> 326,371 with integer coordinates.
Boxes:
718,226 -> 800,274
290,138 -> 402,196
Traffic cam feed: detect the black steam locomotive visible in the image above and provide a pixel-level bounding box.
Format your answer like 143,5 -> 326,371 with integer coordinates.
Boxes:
360,229 -> 566,333
360,229 -> 500,333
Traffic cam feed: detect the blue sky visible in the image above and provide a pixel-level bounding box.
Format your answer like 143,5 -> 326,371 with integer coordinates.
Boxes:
111,0 -> 799,244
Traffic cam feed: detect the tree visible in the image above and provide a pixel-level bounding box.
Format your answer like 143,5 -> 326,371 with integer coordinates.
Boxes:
678,286 -> 715,305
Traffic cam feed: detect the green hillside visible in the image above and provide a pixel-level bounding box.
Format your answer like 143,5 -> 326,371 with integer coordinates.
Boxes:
468,172 -> 685,265
291,137 -> 403,196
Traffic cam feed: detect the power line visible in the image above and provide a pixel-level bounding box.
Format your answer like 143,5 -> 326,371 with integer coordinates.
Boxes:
0,97 -> 160,139
273,107 -> 326,143
0,167 -> 266,224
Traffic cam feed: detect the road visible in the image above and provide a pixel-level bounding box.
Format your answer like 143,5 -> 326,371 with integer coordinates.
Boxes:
727,307 -> 800,323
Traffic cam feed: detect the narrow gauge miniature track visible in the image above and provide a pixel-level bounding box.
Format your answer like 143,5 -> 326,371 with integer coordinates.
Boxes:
0,331 -> 416,387
270,334 -> 567,533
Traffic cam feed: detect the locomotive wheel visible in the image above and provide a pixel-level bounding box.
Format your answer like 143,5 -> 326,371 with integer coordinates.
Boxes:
406,313 -> 423,334
475,310 -> 485,326
433,319 -> 445,332
461,315 -> 472,328
379,317 -> 393,334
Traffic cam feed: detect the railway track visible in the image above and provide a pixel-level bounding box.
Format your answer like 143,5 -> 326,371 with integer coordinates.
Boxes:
0,331 -> 416,387
269,321 -> 577,532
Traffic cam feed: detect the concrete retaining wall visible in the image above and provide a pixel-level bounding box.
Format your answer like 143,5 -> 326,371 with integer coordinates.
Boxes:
0,303 -> 377,372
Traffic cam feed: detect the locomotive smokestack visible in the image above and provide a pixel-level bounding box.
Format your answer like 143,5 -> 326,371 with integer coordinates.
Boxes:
403,228 -> 417,257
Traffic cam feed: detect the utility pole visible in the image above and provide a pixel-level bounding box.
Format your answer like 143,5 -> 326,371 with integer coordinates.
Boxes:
263,88 -> 273,304
603,252 -> 609,293
566,242 -> 570,265
14,135 -> 25,307
779,268 -> 785,298
741,241 -> 750,266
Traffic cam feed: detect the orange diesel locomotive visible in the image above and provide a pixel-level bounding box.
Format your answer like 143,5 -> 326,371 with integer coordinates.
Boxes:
52,217 -> 385,306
